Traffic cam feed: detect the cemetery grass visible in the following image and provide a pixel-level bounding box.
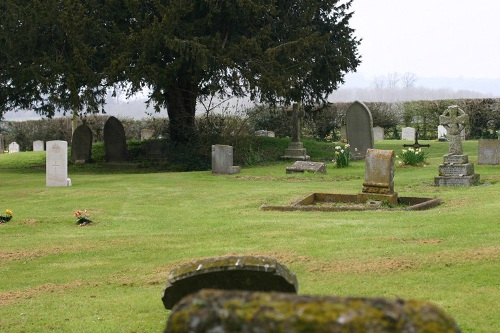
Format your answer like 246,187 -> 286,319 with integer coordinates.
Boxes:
0,140 -> 499,332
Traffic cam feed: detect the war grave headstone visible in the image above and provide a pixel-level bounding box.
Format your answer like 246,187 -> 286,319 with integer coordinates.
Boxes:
8,142 -> 20,153
165,289 -> 461,333
435,105 -> 479,186
33,140 -> 44,152
140,128 -> 154,140
358,149 -> 398,204
71,124 -> 93,163
286,161 -> 326,174
478,139 -> 500,165
401,126 -> 416,141
46,140 -> 69,187
345,101 -> 374,160
212,144 -> 241,174
104,116 -> 128,163
161,255 -> 298,310
282,103 -> 310,161
373,126 -> 384,141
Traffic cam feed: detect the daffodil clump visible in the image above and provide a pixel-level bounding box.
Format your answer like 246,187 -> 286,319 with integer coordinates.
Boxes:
0,209 -> 13,223
397,147 -> 427,166
332,144 -> 351,168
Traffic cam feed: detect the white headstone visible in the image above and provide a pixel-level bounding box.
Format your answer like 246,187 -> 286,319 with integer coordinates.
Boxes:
401,127 -> 416,141
33,140 -> 44,151
373,127 -> 384,141
437,125 -> 465,140
8,142 -> 20,153
46,140 -> 69,187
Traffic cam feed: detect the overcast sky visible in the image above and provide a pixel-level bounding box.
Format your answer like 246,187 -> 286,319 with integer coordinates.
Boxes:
347,0 -> 500,80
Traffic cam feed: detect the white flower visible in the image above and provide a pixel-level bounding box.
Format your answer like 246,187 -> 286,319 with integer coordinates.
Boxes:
335,146 -> 341,150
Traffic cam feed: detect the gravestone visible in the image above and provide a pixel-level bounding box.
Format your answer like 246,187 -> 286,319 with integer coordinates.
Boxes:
212,145 -> 241,174
104,116 -> 128,163
255,130 -> 275,138
8,142 -> 19,153
286,161 -> 326,174
339,125 -> 347,142
435,105 -> 479,186
358,149 -> 397,204
71,124 -> 93,163
401,127 -> 416,141
140,128 -> 154,140
33,140 -> 44,151
345,101 -> 374,159
373,126 -> 384,141
478,139 -> 500,165
164,289 -> 461,333
282,103 -> 310,160
46,140 -> 69,187
162,255 -> 298,310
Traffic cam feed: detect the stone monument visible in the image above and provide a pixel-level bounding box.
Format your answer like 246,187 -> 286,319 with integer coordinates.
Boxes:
71,124 -> 93,163
435,105 -> 479,186
211,144 -> 240,174
373,126 -> 384,141
358,149 -> 398,204
345,101 -> 374,159
478,139 -> 500,165
8,142 -> 19,153
282,103 -> 310,161
46,140 -> 69,187
104,116 -> 128,163
33,140 -> 44,151
401,127 -> 416,141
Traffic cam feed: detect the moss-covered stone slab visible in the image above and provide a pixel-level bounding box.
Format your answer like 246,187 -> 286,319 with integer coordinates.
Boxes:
162,256 -> 298,310
164,289 -> 461,333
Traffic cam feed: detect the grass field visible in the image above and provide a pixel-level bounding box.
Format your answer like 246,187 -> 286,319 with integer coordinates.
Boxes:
0,140 -> 499,332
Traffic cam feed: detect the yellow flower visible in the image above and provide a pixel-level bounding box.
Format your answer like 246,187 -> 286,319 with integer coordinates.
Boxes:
6,209 -> 13,216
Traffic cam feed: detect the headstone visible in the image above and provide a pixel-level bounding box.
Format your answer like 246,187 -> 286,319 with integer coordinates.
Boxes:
71,124 -> 93,163
286,161 -> 326,174
345,101 -> 374,159
46,140 -> 68,187
33,140 -> 44,151
373,126 -> 384,141
164,289 -> 461,333
359,149 -> 397,204
401,127 -> 416,141
8,142 -> 19,153
435,105 -> 479,186
161,255 -> 298,310
478,139 -> 500,165
140,128 -> 154,140
255,130 -> 275,138
212,144 -> 241,174
104,116 -> 128,163
282,103 -> 310,160
339,125 -> 347,142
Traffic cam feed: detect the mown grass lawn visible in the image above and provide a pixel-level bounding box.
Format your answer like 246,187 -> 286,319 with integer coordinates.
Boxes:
0,140 -> 499,332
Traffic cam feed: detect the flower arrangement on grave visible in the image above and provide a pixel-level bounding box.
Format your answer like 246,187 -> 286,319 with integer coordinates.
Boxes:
74,209 -> 92,225
0,209 -> 13,223
397,148 -> 428,166
332,144 -> 351,168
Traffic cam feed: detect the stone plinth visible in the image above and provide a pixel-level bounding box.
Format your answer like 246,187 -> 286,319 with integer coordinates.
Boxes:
282,142 -> 310,161
435,154 -> 479,186
286,161 -> 326,174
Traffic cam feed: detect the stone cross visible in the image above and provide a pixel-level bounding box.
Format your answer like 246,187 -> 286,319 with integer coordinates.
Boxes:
439,105 -> 468,155
290,103 -> 303,143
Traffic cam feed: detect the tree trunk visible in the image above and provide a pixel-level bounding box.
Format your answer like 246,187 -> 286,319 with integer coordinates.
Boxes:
165,80 -> 198,143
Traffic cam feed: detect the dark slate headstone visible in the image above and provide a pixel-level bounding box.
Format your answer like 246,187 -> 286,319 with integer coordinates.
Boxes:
71,124 -> 93,163
104,116 -> 128,163
162,255 -> 298,310
165,289 -> 461,333
345,101 -> 374,160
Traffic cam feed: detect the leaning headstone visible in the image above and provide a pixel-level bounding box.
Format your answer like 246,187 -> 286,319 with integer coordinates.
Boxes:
165,289 -> 461,333
286,161 -> 326,174
282,103 -> 310,160
358,149 -> 397,204
345,101 -> 374,159
71,124 -> 93,163
435,105 -> 479,186
373,126 -> 384,141
478,139 -> 500,165
212,144 -> 241,174
104,116 -> 128,163
8,142 -> 19,153
33,140 -> 44,152
140,128 -> 154,140
401,127 -> 416,141
46,140 -> 68,187
162,255 -> 298,310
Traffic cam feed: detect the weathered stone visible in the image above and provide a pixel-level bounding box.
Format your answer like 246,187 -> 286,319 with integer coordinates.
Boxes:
360,149 -> 397,203
8,142 -> 19,153
104,116 -> 128,163
435,174 -> 479,186
439,106 -> 468,155
71,124 -> 93,163
212,145 -> 241,174
373,126 -> 384,141
401,127 -> 416,141
164,289 -> 461,333
345,101 -> 374,160
478,139 -> 500,165
33,140 -> 44,152
282,103 -> 310,161
286,161 -> 326,174
140,128 -> 154,140
443,154 -> 468,164
162,256 -> 298,310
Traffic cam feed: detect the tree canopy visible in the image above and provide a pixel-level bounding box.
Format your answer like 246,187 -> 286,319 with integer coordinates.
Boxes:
1,0 -> 361,143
